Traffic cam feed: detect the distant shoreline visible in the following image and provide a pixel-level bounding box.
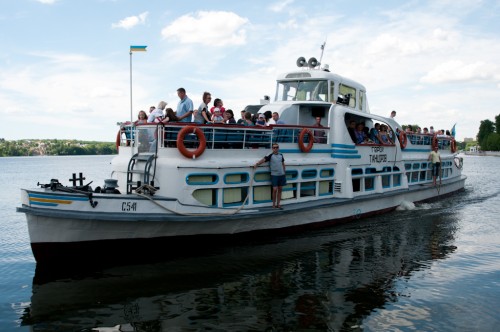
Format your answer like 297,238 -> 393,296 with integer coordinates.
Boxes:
464,151 -> 500,157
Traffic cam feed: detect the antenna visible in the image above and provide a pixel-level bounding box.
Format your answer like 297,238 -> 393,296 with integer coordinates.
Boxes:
319,39 -> 327,66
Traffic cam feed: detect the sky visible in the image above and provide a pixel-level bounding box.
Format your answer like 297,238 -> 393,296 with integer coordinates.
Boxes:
1,0 -> 499,142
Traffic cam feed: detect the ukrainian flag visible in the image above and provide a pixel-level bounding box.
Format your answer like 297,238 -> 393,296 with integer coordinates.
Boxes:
130,45 -> 147,52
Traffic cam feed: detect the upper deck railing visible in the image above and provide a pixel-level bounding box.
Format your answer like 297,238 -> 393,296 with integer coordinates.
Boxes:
118,123 -> 329,153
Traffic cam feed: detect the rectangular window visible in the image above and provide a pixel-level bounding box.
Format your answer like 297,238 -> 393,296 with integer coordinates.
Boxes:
319,180 -> 333,196
253,186 -> 272,203
365,177 -> 375,191
282,183 -> 297,200
394,174 -> 401,187
300,181 -> 316,197
411,172 -> 419,183
353,178 -> 361,192
382,175 -> 391,188
223,187 -> 248,206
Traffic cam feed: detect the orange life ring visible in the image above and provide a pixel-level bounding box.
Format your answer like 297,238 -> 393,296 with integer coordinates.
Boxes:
432,135 -> 438,150
399,131 -> 407,149
115,130 -> 121,151
298,128 -> 314,153
177,126 -> 206,159
450,139 -> 457,153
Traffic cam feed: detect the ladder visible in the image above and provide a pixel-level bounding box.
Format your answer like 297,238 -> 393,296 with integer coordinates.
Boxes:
126,153 -> 156,194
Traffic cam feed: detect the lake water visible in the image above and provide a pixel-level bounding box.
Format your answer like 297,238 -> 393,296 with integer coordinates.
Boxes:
0,155 -> 499,331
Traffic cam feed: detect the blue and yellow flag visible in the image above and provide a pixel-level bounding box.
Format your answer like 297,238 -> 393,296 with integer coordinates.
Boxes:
130,45 -> 147,52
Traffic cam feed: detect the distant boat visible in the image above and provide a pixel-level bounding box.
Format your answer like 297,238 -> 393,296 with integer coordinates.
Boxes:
17,57 -> 466,263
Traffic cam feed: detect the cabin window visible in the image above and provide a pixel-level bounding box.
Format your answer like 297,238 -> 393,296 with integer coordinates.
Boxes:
339,84 -> 356,108
359,90 -> 365,111
412,163 -> 420,170
365,167 -> 376,174
382,174 -> 391,188
186,174 -> 218,185
224,173 -> 249,184
320,168 -> 334,178
365,177 -> 375,191
352,168 -> 363,175
405,164 -> 412,171
193,189 -> 217,206
420,171 -> 426,181
223,187 -> 248,206
254,172 -> 271,182
253,186 -> 272,203
352,178 -> 361,192
329,83 -> 335,103
411,172 -> 419,183
282,183 -> 297,200
319,180 -> 334,196
393,174 -> 401,187
300,181 -> 316,197
276,79 -> 328,102
286,170 -> 299,180
302,169 -> 317,179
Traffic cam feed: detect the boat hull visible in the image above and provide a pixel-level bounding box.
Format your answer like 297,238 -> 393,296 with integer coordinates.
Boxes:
19,176 -> 466,263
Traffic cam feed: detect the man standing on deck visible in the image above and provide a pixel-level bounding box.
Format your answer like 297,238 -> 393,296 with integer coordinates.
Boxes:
428,146 -> 442,186
254,144 -> 286,209
176,87 -> 194,122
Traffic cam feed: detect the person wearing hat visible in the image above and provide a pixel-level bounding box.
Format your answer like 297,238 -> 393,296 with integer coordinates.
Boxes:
256,113 -> 266,126
211,107 -> 224,124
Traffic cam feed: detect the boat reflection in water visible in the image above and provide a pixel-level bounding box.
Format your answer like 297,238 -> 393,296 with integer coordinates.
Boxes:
22,204 -> 459,331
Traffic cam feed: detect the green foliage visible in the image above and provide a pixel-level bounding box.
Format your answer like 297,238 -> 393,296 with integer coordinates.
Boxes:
476,115 -> 500,151
477,119 -> 495,147
496,114 -> 500,135
482,133 -> 500,151
0,139 -> 117,157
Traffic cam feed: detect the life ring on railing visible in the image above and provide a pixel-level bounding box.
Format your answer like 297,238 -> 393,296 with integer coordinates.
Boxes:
176,126 -> 206,159
399,131 -> 407,149
298,128 -> 314,152
115,130 -> 121,151
432,135 -> 438,150
450,139 -> 457,153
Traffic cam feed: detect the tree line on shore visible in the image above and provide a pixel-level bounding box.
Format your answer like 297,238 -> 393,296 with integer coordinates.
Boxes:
0,139 -> 116,157
477,114 -> 500,151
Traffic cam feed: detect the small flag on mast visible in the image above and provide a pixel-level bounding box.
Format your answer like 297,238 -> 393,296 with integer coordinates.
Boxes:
451,123 -> 456,138
130,45 -> 147,52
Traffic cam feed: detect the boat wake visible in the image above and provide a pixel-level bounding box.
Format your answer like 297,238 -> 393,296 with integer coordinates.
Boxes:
396,201 -> 415,211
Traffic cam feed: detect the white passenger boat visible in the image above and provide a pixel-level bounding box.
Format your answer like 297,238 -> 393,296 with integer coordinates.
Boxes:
17,57 -> 466,263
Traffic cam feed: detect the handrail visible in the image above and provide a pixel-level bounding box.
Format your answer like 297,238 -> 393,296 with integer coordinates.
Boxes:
117,123 -> 330,151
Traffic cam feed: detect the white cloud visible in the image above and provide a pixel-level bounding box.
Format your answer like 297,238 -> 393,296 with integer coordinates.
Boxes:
269,0 -> 295,13
421,60 -> 497,84
161,11 -> 249,46
111,12 -> 148,30
35,0 -> 58,4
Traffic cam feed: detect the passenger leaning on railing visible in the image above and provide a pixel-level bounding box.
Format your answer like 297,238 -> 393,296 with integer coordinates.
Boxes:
224,109 -> 236,124
160,108 -> 178,124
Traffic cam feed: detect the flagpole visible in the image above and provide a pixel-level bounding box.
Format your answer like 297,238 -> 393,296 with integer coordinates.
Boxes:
129,50 -> 133,124
129,45 -> 147,125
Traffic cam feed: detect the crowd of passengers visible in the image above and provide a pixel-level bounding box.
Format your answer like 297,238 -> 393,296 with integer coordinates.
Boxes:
346,120 -> 454,147
347,120 -> 394,145
130,88 -> 288,128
